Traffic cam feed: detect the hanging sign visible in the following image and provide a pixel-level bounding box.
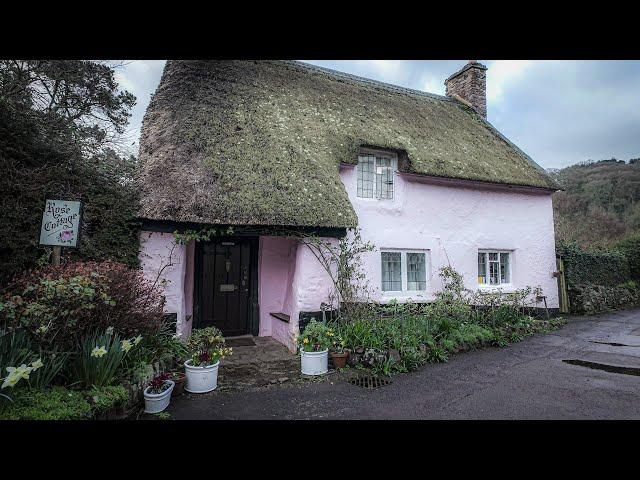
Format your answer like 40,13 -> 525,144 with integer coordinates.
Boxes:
39,199 -> 81,247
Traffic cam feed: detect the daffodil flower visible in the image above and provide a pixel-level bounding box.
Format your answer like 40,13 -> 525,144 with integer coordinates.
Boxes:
121,339 -> 132,353
1,374 -> 20,389
106,326 -> 114,336
31,359 -> 43,370
133,335 -> 143,345
91,346 -> 108,358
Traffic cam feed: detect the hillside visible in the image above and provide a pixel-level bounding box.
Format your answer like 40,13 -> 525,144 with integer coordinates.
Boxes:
550,158 -> 640,249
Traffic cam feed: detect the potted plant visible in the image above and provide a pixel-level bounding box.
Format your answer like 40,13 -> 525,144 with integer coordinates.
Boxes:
143,373 -> 174,414
184,326 -> 232,393
297,320 -> 331,376
169,370 -> 186,396
328,331 -> 349,369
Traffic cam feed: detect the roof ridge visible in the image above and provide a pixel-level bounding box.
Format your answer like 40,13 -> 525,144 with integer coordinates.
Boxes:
280,60 -> 455,103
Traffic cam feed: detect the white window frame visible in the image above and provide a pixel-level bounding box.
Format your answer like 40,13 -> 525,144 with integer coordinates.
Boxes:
356,149 -> 398,200
380,249 -> 429,295
477,249 -> 513,288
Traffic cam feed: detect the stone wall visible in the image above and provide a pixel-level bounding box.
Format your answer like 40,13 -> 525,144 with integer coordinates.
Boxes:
569,283 -> 640,314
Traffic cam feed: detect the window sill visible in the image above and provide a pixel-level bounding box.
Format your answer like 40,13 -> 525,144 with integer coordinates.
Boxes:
477,284 -> 517,294
380,292 -> 430,303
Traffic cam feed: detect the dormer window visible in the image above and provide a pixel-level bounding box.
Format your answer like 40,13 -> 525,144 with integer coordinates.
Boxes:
357,151 -> 397,199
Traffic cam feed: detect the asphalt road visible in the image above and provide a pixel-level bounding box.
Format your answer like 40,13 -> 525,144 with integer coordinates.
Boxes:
165,308 -> 640,420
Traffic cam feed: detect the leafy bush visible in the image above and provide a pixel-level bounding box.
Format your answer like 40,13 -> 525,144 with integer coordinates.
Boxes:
124,319 -> 188,373
330,267 -> 564,376
0,261 -> 164,351
0,386 -> 92,420
615,234 -> 640,281
85,385 -> 129,414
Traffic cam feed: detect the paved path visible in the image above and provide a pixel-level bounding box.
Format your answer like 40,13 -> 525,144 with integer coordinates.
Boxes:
164,309 -> 640,419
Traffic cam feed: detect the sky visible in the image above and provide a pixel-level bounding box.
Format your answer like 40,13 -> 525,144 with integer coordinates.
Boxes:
114,60 -> 640,169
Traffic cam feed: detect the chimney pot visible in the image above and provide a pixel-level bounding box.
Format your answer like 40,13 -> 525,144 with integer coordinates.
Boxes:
444,61 -> 488,118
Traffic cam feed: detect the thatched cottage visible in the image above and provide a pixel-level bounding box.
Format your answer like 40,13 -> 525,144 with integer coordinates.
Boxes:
137,60 -> 560,350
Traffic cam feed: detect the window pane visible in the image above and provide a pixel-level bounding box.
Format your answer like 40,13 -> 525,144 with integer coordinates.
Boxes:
500,252 -> 510,283
375,157 -> 394,199
478,252 -> 486,284
381,252 -> 402,291
489,256 -> 499,285
357,155 -> 374,198
407,253 -> 426,290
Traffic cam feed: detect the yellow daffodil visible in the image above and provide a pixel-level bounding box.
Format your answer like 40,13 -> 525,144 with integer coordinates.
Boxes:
31,359 -> 43,370
303,338 -> 309,344
15,364 -> 33,379
91,346 -> 107,358
121,339 -> 132,353
1,373 -> 20,389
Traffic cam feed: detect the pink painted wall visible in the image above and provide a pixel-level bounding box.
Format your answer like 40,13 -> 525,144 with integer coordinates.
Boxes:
257,236 -> 336,351
257,236 -> 301,349
338,165 -> 559,308
138,231 -> 194,337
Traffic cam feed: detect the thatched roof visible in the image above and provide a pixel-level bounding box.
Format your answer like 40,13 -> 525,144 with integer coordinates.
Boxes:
137,60 -> 559,229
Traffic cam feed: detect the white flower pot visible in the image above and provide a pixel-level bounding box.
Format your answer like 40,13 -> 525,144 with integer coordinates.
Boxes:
143,380 -> 175,414
300,348 -> 328,376
184,359 -> 219,393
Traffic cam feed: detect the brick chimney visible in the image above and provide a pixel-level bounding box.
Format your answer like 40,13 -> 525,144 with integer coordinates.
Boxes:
444,60 -> 488,118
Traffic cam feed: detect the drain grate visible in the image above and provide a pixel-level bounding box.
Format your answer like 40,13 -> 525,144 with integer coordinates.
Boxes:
350,375 -> 392,390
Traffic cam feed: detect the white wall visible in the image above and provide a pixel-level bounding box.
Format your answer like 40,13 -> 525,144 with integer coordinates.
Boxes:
340,165 -> 559,308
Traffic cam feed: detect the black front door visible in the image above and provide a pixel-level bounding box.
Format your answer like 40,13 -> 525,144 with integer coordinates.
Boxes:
198,238 -> 255,336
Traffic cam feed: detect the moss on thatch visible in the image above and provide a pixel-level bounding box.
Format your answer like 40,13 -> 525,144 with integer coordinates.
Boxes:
137,60 -> 558,228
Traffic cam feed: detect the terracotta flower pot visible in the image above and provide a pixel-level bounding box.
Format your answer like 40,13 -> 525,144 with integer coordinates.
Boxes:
330,351 -> 349,369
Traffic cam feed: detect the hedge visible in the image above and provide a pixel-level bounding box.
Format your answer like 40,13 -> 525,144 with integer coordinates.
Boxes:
558,241 -> 640,314
0,101 -> 140,285
558,242 -> 630,287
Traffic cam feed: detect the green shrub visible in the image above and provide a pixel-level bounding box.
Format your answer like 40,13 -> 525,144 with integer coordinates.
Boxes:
0,386 -> 92,420
615,234 -> 640,281
0,261 -> 165,353
123,319 -> 188,373
85,385 -> 129,414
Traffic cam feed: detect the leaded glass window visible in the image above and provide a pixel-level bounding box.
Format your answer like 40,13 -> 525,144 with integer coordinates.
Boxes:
357,153 -> 395,199
381,252 -> 402,291
357,154 -> 375,198
381,250 -> 428,293
407,253 -> 426,290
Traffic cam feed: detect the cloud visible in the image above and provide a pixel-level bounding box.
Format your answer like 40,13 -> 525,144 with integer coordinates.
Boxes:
485,60 -> 533,103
